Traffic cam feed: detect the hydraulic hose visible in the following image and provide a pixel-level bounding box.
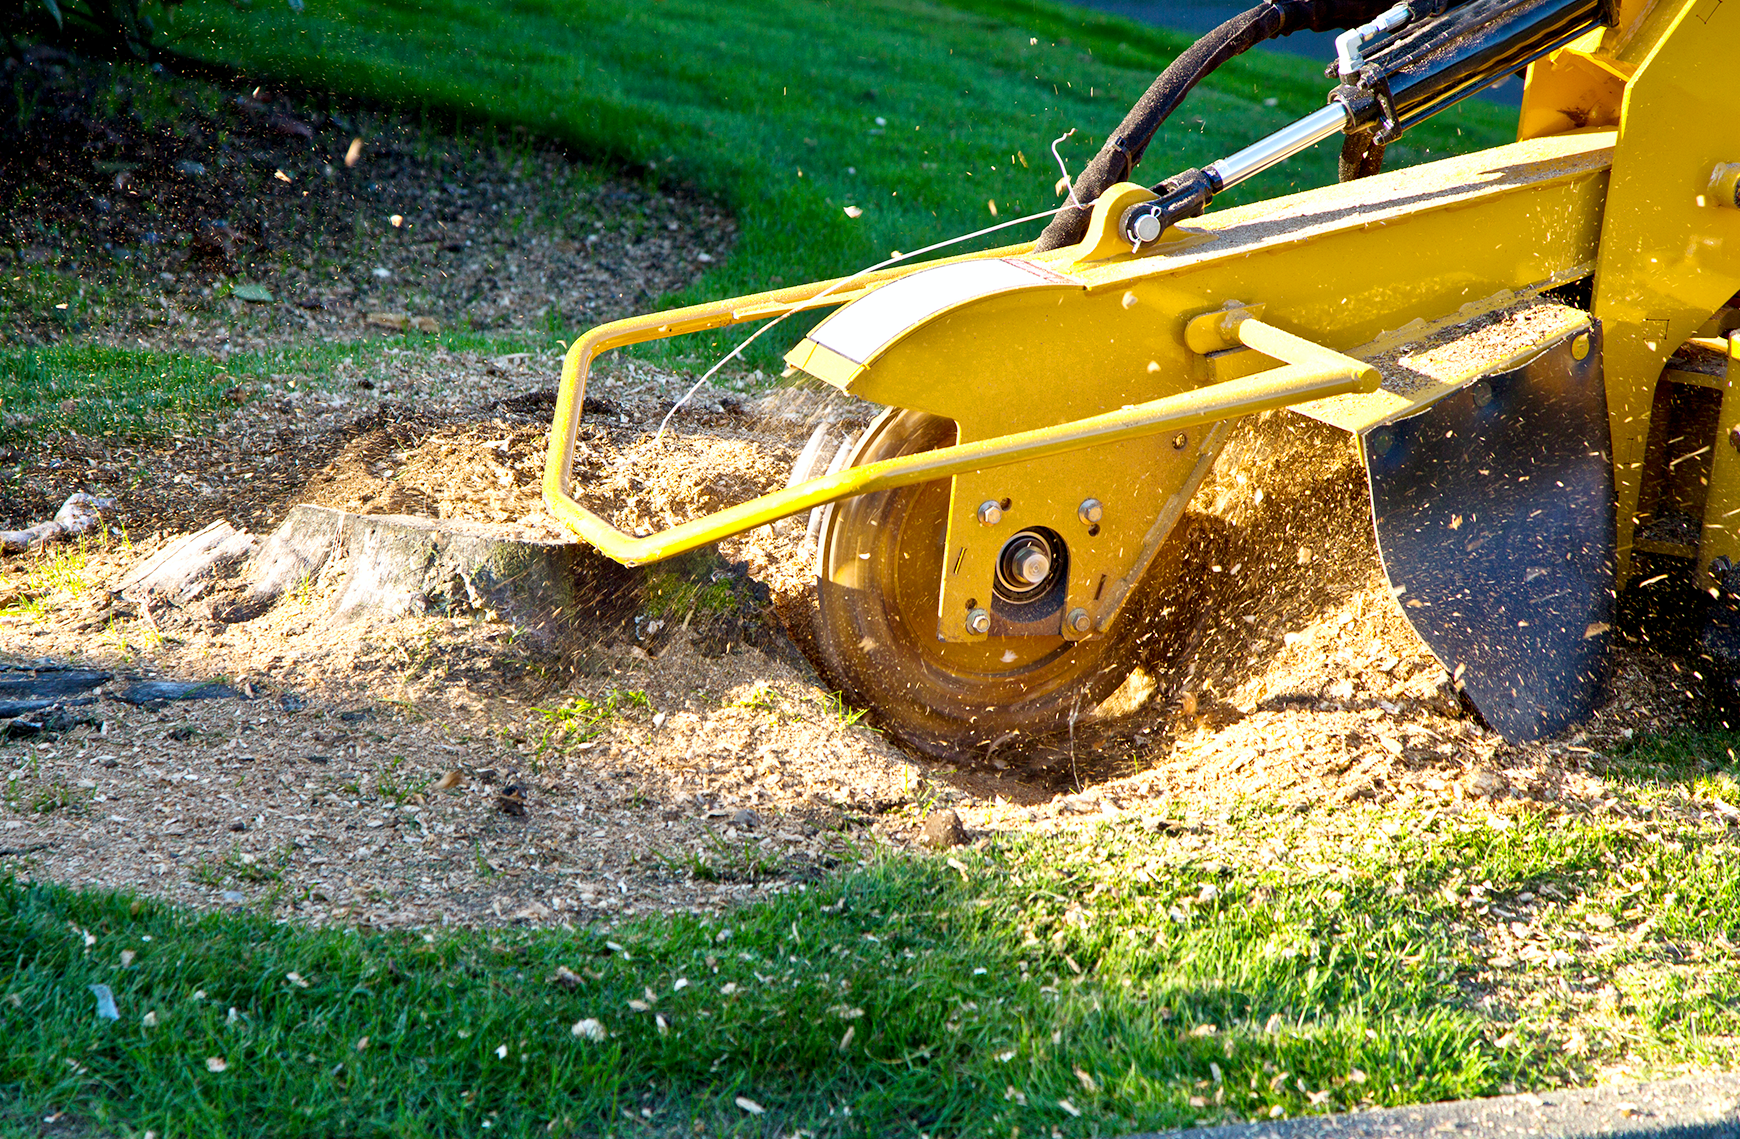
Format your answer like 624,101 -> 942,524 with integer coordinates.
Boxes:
1032,0 -> 1401,252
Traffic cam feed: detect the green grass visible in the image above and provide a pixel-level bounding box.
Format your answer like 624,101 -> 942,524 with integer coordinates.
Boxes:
0,532 -> 103,599
644,574 -> 742,622
0,328 -> 559,444
371,755 -> 434,808
1607,725 -> 1740,782
813,689 -> 875,731
4,793 -> 1737,1137
8,0 -> 1517,436
190,845 -> 291,890
0,343 -> 240,442
0,530 -> 120,629
0,264 -> 115,339
19,776 -> 95,816
532,687 -> 653,754
162,0 -> 1514,341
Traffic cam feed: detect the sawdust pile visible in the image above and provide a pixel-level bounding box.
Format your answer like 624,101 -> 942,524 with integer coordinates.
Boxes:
299,418 -> 561,536
567,380 -> 877,594
1050,409 -> 1703,820
258,385 -> 1706,821
291,366 -> 873,569
1172,412 -> 1444,717
1,375 -> 1713,930
1025,411 -> 1476,805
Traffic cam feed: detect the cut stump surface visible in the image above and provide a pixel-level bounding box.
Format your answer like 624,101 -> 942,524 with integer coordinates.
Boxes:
244,505 -> 642,643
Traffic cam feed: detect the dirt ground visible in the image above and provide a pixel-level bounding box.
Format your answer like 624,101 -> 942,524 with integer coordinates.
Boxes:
1,368 -> 1707,932
0,56 -> 1716,934
1,47 -> 732,349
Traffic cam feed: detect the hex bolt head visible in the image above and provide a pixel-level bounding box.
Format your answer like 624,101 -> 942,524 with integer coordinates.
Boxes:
966,608 -> 992,635
1172,432 -> 1188,450
1077,498 -> 1104,526
1572,332 -> 1591,361
977,500 -> 1004,525
1066,607 -> 1092,634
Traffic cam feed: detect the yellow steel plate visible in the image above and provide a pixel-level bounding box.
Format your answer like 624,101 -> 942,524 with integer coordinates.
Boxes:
791,134 -> 1614,641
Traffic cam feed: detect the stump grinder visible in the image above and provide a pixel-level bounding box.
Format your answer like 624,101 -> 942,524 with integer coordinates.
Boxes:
544,0 -> 1740,760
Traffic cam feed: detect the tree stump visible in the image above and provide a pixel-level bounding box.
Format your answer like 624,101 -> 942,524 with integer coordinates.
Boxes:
108,505 -> 786,666
118,519 -> 256,607
241,505 -> 643,645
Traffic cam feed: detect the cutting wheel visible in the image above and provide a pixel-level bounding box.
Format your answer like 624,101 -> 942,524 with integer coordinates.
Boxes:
813,407 -> 1160,761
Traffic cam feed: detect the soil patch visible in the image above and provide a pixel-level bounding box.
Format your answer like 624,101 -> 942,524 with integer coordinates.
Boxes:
0,363 -> 925,929
1,50 -> 739,542
1,48 -> 732,348
0,50 -> 1712,932
1,384 -> 1705,931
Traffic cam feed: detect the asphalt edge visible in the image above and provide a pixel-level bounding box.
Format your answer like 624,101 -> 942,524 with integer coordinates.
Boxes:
1127,1072 -> 1740,1138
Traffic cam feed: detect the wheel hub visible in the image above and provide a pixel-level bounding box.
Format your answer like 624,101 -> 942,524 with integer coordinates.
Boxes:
994,529 -> 1062,600
813,409 -> 1169,762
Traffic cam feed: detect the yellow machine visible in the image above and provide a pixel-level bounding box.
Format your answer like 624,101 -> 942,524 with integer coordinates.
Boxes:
544,0 -> 1740,759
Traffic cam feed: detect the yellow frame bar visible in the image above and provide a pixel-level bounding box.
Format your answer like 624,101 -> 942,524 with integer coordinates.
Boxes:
543,302 -> 1380,566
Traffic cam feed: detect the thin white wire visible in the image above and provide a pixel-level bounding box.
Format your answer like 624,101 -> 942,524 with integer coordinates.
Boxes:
649,204 -> 1061,445
650,132 -> 1094,446
1049,127 -> 1094,211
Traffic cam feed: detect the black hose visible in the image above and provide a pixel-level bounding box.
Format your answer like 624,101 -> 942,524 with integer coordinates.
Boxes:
1032,0 -> 1398,252
1339,131 -> 1387,180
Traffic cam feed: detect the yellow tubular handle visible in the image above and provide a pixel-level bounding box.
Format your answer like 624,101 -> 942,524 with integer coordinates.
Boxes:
543,310 -> 1379,567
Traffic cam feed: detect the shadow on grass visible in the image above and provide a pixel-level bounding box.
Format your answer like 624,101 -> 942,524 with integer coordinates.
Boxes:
0,813 -> 1552,1138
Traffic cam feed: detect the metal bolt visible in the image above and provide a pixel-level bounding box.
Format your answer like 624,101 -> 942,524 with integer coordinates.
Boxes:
1129,210 -> 1163,245
1172,432 -> 1188,450
976,500 -> 1004,525
1066,607 -> 1092,634
1571,333 -> 1591,361
1709,162 -> 1740,209
966,608 -> 991,635
1013,546 -> 1051,585
1729,424 -> 1740,452
1077,498 -> 1104,526
998,534 -> 1054,590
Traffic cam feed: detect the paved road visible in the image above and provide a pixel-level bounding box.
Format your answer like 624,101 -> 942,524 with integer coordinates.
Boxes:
1130,1073 -> 1740,1138
1065,0 -> 1524,104
1072,0 -> 1344,60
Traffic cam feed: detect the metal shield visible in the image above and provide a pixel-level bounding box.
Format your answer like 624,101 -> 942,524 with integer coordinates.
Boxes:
1361,322 -> 1615,740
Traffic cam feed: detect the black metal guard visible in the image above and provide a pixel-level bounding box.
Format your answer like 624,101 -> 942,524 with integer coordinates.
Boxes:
1362,322 -> 1616,741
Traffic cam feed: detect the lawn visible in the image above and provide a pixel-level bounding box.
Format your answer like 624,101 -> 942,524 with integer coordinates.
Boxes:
163,0 -> 1515,307
0,330 -> 554,445
15,1 -> 1730,1137
5,0 -> 1518,445
5,776 -> 1739,1136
